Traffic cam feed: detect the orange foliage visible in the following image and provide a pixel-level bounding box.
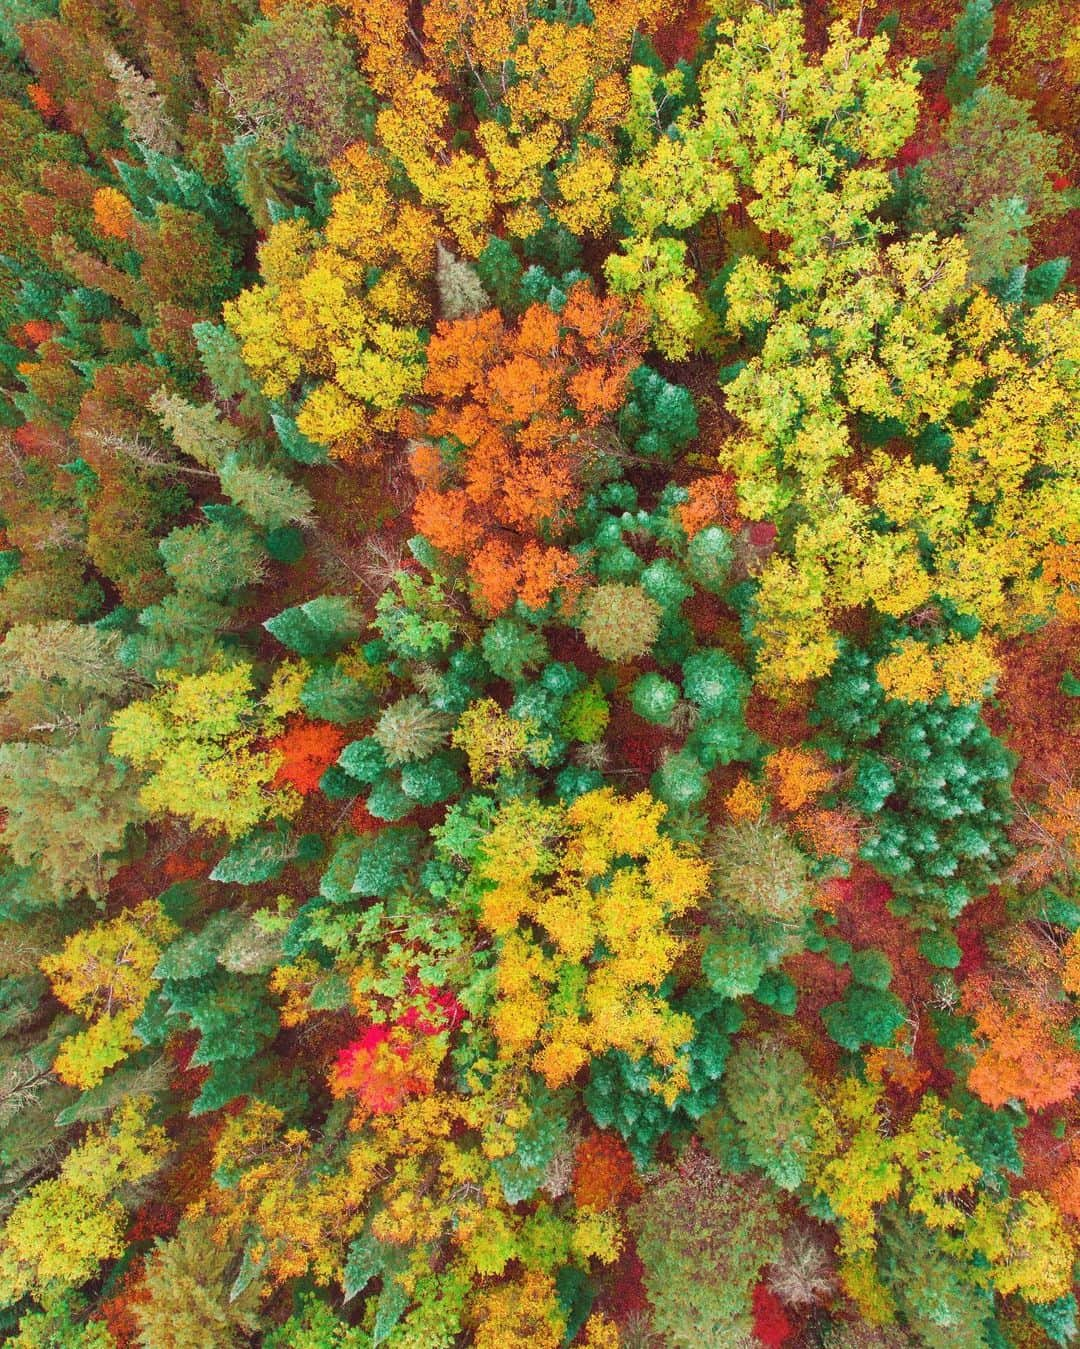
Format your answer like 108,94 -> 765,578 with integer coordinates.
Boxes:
961,978 -> 1080,1111
20,319 -> 53,346
92,186 -> 134,239
269,718 -> 347,796
1040,542 -> 1080,622
677,472 -> 742,538
1008,773 -> 1080,889
765,746 -> 833,813
1051,1160 -> 1080,1221
26,82 -> 59,119
572,1131 -> 640,1212
793,807 -> 863,865
864,1044 -> 930,1095
94,1258 -> 150,1348
410,285 -> 648,613
725,777 -> 767,821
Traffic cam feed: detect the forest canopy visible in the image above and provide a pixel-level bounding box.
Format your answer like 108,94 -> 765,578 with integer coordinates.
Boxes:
0,0 -> 1078,1344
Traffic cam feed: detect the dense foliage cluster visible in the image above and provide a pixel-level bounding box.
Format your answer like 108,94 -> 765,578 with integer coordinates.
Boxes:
0,0 -> 1078,1344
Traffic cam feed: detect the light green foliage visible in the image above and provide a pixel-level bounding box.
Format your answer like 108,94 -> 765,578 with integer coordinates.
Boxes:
158,519 -> 265,602
709,818 -> 815,923
374,695 -> 453,765
0,622 -> 142,902
651,749 -> 708,812
481,617 -> 548,683
559,683 -> 609,743
217,454 -> 314,529
630,673 -> 680,726
686,526 -> 734,594
134,1217 -> 261,1349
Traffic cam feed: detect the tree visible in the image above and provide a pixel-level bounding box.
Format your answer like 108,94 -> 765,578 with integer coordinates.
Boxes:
822,984 -> 908,1054
41,899 -> 177,1089
223,3 -> 374,160
630,1143 -> 782,1346
578,583 -> 661,662
0,622 -> 143,902
265,596 -> 363,658
467,788 -> 709,1091
606,7 -> 919,355
814,644 -> 1015,924
158,519 -> 265,602
0,1097 -> 169,1304
960,980 -> 1080,1112
708,819 -> 816,923
109,664 -> 295,837
373,695 -> 453,766
134,1217 -> 261,1349
410,285 -> 649,613
722,1037 -> 818,1190
217,455 -> 314,530
911,85 -> 1065,276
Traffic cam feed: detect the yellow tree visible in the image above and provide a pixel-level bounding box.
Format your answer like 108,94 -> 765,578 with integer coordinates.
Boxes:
41,899 -> 178,1089
470,787 -> 708,1093
608,5 -> 1080,697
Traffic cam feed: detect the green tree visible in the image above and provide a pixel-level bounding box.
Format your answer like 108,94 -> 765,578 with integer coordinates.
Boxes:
265,596 -> 363,658
630,1143 -> 782,1346
721,1037 -> 817,1190
0,622 -> 142,902
217,454 -> 314,530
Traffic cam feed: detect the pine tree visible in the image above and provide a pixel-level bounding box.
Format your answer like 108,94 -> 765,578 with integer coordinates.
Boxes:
134,1217 -> 261,1349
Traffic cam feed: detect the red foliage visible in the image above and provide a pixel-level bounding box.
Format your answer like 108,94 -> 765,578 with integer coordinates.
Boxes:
350,798 -> 382,833
166,1032 -> 210,1099
330,1024 -> 431,1113
572,1132 -> 641,1212
744,688 -> 814,748
988,621 -> 1079,793
12,418 -> 69,462
21,319 -> 54,346
127,1200 -> 180,1245
397,974 -> 464,1035
752,1283 -> 794,1347
26,82 -> 60,119
270,717 -> 347,795
162,847 -> 211,881
94,1259 -> 149,1348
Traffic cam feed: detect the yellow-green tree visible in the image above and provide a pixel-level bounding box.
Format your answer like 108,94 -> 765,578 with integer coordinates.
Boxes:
0,1097 -> 169,1304
41,900 -> 178,1089
109,664 -> 298,837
